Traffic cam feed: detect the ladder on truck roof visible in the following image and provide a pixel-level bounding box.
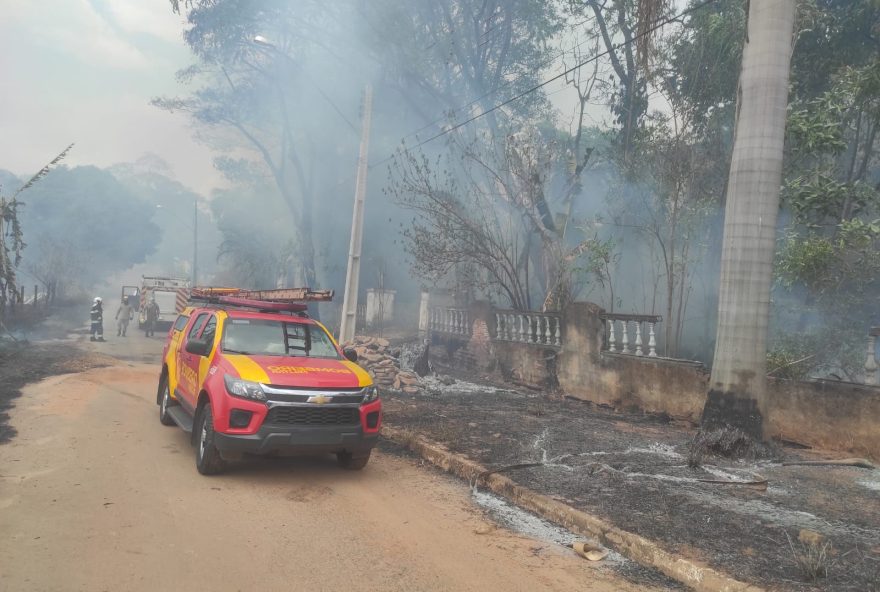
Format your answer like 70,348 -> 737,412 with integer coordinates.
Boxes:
191,287 -> 333,301
189,287 -> 334,314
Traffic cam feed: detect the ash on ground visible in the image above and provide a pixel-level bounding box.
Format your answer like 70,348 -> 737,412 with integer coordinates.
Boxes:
383,385 -> 880,591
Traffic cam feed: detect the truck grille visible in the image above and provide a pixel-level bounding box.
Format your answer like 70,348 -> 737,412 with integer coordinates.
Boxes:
265,406 -> 360,426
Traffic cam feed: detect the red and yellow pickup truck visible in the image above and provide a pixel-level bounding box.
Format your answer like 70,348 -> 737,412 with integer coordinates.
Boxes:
157,294 -> 381,474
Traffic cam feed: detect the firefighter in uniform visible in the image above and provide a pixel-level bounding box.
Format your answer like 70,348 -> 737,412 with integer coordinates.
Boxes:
90,297 -> 105,342
144,297 -> 160,337
115,298 -> 133,337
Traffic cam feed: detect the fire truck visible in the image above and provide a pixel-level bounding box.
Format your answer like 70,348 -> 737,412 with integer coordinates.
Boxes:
122,276 -> 192,330
154,287 -> 380,475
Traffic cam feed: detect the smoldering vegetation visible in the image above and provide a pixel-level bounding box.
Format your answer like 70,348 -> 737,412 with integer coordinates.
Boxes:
0,0 -> 877,377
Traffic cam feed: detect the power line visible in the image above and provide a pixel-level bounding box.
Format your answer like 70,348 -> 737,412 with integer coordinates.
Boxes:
399,14 -> 604,143
409,0 -> 719,151
335,0 -> 718,186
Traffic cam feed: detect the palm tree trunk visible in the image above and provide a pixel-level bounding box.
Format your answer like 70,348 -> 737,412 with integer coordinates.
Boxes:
702,0 -> 797,439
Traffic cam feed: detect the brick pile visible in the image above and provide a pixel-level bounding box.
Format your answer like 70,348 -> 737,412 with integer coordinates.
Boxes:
345,336 -> 422,394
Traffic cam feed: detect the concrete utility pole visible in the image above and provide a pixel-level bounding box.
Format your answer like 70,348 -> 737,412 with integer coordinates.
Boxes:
339,85 -> 373,344
193,198 -> 198,287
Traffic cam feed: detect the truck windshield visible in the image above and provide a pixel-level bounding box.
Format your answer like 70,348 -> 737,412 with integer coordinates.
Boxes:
221,319 -> 340,359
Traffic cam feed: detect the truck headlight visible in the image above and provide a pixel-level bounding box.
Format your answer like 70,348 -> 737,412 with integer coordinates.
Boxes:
224,374 -> 267,402
362,385 -> 379,403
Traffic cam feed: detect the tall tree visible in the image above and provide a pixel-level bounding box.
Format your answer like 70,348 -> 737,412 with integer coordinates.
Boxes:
701,0 -> 798,438
360,0 -> 560,130
20,166 -> 161,296
156,0 -> 346,291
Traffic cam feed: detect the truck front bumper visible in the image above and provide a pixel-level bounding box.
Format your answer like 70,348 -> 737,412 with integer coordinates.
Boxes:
213,424 -> 379,457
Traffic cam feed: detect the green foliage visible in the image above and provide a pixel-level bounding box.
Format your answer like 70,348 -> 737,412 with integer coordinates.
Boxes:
767,332 -> 821,380
775,235 -> 836,290
782,174 -> 877,224
774,29 -> 880,377
0,197 -> 25,303
790,0 -> 880,101
572,231 -> 619,305
774,217 -> 879,379
777,220 -> 880,295
786,108 -> 847,157
768,329 -> 866,381
666,0 -> 745,132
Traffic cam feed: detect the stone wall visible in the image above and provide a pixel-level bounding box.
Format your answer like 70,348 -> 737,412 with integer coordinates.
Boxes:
427,297 -> 880,458
766,378 -> 880,459
492,341 -> 558,389
554,302 -> 708,420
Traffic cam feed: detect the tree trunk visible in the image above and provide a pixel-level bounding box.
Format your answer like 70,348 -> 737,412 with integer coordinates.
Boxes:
702,0 -> 797,440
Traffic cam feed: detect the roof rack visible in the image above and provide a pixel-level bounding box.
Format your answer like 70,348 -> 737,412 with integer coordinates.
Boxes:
191,287 -> 333,302
188,287 -> 334,315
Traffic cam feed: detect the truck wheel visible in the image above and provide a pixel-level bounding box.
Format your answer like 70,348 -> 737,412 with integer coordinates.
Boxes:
158,376 -> 175,426
195,405 -> 226,475
337,451 -> 371,470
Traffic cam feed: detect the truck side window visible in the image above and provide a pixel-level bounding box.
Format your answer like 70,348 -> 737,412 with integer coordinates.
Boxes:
173,315 -> 189,332
188,313 -> 209,340
201,316 -> 217,344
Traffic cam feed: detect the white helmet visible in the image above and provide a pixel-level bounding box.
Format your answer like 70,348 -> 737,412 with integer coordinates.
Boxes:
94,297 -> 102,303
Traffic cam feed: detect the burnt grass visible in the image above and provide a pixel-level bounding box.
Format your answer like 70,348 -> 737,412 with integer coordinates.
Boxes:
383,386 -> 880,591
0,341 -> 112,443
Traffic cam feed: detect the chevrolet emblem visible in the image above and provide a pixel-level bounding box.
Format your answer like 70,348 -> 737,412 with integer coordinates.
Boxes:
307,394 -> 331,405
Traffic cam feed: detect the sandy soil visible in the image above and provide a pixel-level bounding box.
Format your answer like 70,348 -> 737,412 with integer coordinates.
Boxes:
0,333 -> 657,592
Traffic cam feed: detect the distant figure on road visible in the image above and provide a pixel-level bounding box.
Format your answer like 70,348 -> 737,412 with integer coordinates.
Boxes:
90,297 -> 104,342
144,297 -> 160,337
115,298 -> 133,337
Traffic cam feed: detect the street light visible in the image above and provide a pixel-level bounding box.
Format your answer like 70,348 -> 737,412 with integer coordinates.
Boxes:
251,35 -> 359,135
250,34 -> 372,342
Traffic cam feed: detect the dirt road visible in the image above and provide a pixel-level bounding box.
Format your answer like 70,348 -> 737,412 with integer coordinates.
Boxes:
0,333 -> 653,591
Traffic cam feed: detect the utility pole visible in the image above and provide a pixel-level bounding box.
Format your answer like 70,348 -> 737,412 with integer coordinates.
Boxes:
193,198 -> 198,287
339,85 -> 373,344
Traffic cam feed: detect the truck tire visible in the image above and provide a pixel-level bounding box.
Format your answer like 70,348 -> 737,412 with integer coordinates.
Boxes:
195,405 -> 226,475
158,376 -> 175,426
337,451 -> 371,470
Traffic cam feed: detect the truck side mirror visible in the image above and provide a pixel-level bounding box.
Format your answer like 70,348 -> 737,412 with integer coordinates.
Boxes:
343,348 -> 358,363
186,338 -> 211,357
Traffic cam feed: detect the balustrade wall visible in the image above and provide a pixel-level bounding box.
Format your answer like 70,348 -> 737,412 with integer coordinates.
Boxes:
422,298 -> 880,458
599,313 -> 662,358
493,310 -> 561,347
427,307 -> 470,337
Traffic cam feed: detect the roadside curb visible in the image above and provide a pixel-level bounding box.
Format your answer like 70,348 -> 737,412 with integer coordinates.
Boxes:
382,425 -> 764,592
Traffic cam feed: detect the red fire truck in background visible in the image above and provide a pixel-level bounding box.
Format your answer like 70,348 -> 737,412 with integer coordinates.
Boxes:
121,276 -> 192,330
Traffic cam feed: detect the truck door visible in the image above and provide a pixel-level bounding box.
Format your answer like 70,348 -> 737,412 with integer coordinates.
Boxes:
176,312 -> 210,412
121,286 -> 139,307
